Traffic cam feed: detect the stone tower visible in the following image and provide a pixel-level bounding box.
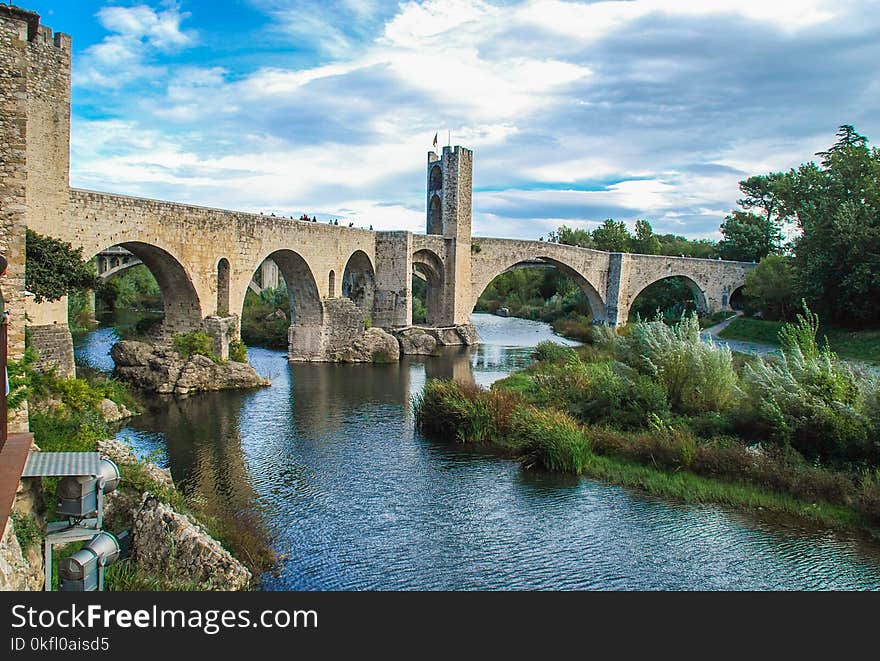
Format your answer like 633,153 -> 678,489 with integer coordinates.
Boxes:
426,146 -> 474,325
0,6 -> 74,390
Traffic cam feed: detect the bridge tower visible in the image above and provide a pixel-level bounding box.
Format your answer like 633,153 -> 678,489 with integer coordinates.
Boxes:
0,6 -> 76,378
425,146 -> 474,326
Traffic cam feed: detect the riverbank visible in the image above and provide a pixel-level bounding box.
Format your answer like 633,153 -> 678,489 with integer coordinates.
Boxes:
7,347 -> 270,590
719,317 -> 880,365
414,313 -> 880,535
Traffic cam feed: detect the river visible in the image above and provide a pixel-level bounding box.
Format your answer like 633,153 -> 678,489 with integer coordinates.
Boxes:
73,313 -> 880,590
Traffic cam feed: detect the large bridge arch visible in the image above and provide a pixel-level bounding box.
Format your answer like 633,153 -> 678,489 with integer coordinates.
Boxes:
238,248 -> 324,360
341,249 -> 375,313
625,273 -> 710,321
413,248 -> 445,326
470,240 -> 611,323
88,241 -> 203,334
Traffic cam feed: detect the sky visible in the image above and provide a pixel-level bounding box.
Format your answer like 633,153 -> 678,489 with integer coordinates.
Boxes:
23,0 -> 880,240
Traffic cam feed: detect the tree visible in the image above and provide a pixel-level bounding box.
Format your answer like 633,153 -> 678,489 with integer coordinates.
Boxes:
778,125 -> 880,325
547,225 -> 593,247
743,254 -> 797,320
25,230 -> 98,303
591,219 -> 631,252
632,219 -> 661,255
718,210 -> 783,262
718,173 -> 785,262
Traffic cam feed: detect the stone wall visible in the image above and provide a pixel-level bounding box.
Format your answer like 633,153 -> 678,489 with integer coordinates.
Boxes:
0,7 -> 36,430
373,231 -> 412,328
26,323 -> 74,377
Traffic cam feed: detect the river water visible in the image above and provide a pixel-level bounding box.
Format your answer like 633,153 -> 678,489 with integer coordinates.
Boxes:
74,313 -> 880,590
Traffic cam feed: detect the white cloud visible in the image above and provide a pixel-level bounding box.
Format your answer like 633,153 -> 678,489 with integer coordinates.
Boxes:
69,0 -> 880,240
74,4 -> 195,88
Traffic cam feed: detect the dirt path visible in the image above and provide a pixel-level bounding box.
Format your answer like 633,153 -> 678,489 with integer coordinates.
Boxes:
700,312 -> 779,357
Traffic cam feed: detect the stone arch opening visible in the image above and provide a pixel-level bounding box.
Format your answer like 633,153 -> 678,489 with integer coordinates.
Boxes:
728,285 -> 745,311
429,164 -> 442,191
91,241 -> 202,335
473,256 -> 606,325
217,258 -> 230,316
428,195 -> 442,235
328,270 -> 336,298
412,248 -> 445,326
628,275 -> 708,322
341,250 -> 375,313
249,249 -> 323,360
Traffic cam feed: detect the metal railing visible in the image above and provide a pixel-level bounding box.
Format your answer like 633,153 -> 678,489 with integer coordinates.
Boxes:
1,315 -> 7,451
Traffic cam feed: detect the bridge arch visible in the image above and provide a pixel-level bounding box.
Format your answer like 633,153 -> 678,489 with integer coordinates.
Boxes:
242,248 -> 323,360
472,255 -> 606,322
413,248 -> 445,325
626,274 -> 709,322
90,241 -> 202,334
341,250 -> 375,313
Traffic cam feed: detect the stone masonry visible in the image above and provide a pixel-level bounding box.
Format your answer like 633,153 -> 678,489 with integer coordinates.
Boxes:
0,7 -> 755,373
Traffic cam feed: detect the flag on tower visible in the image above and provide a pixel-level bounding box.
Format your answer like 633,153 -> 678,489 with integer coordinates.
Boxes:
432,133 -> 438,149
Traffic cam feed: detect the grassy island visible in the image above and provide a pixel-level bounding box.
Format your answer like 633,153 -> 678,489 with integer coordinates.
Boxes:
414,309 -> 880,532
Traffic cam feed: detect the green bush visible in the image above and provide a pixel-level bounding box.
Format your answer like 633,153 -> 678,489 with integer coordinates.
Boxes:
741,305 -> 877,462
10,512 -> 42,552
533,341 -> 578,363
172,331 -> 220,362
513,406 -> 592,473
623,313 -> 740,414
229,340 -> 248,363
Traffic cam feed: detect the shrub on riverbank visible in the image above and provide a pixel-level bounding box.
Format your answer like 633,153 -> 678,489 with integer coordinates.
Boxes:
413,378 -> 880,528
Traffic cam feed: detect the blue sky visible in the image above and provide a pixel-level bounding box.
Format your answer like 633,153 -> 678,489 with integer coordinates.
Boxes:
26,0 -> 880,239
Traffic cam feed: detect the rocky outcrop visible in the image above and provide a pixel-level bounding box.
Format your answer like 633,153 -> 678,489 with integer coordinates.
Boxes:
392,324 -> 479,354
97,398 -> 134,423
326,327 -> 401,363
394,327 -> 439,355
133,495 -> 251,591
111,341 -> 270,395
0,519 -> 42,591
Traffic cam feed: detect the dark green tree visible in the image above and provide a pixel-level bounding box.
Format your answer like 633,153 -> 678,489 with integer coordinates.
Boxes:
778,125 -> 880,325
591,219 -> 632,252
718,210 -> 783,262
743,254 -> 797,320
25,229 -> 98,303
632,219 -> 661,255
547,225 -> 593,247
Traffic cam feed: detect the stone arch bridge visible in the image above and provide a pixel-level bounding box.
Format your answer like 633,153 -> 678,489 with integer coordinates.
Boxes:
0,8 -> 754,375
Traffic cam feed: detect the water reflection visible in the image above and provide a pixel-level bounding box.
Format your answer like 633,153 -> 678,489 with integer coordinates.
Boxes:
74,313 -> 880,590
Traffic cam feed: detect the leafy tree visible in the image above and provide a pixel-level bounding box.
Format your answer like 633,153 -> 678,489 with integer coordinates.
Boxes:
632,219 -> 661,255
743,254 -> 797,320
547,225 -> 593,247
25,229 -> 98,303
777,125 -> 880,325
591,219 -> 632,252
718,210 -> 783,262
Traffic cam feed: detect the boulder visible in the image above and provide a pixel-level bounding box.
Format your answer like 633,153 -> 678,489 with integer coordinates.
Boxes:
395,327 -> 438,355
97,398 -> 134,423
133,495 -> 251,591
328,327 -> 401,363
111,340 -> 270,395
455,324 -> 479,346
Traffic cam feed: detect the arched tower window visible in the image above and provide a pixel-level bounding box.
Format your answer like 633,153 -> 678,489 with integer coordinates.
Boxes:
328,270 -> 336,297
428,195 -> 442,235
429,164 -> 442,191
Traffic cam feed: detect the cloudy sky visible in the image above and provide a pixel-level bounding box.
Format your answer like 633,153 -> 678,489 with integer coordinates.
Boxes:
27,0 -> 880,240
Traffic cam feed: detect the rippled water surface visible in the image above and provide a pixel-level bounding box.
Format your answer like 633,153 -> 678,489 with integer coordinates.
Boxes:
74,314 -> 880,590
